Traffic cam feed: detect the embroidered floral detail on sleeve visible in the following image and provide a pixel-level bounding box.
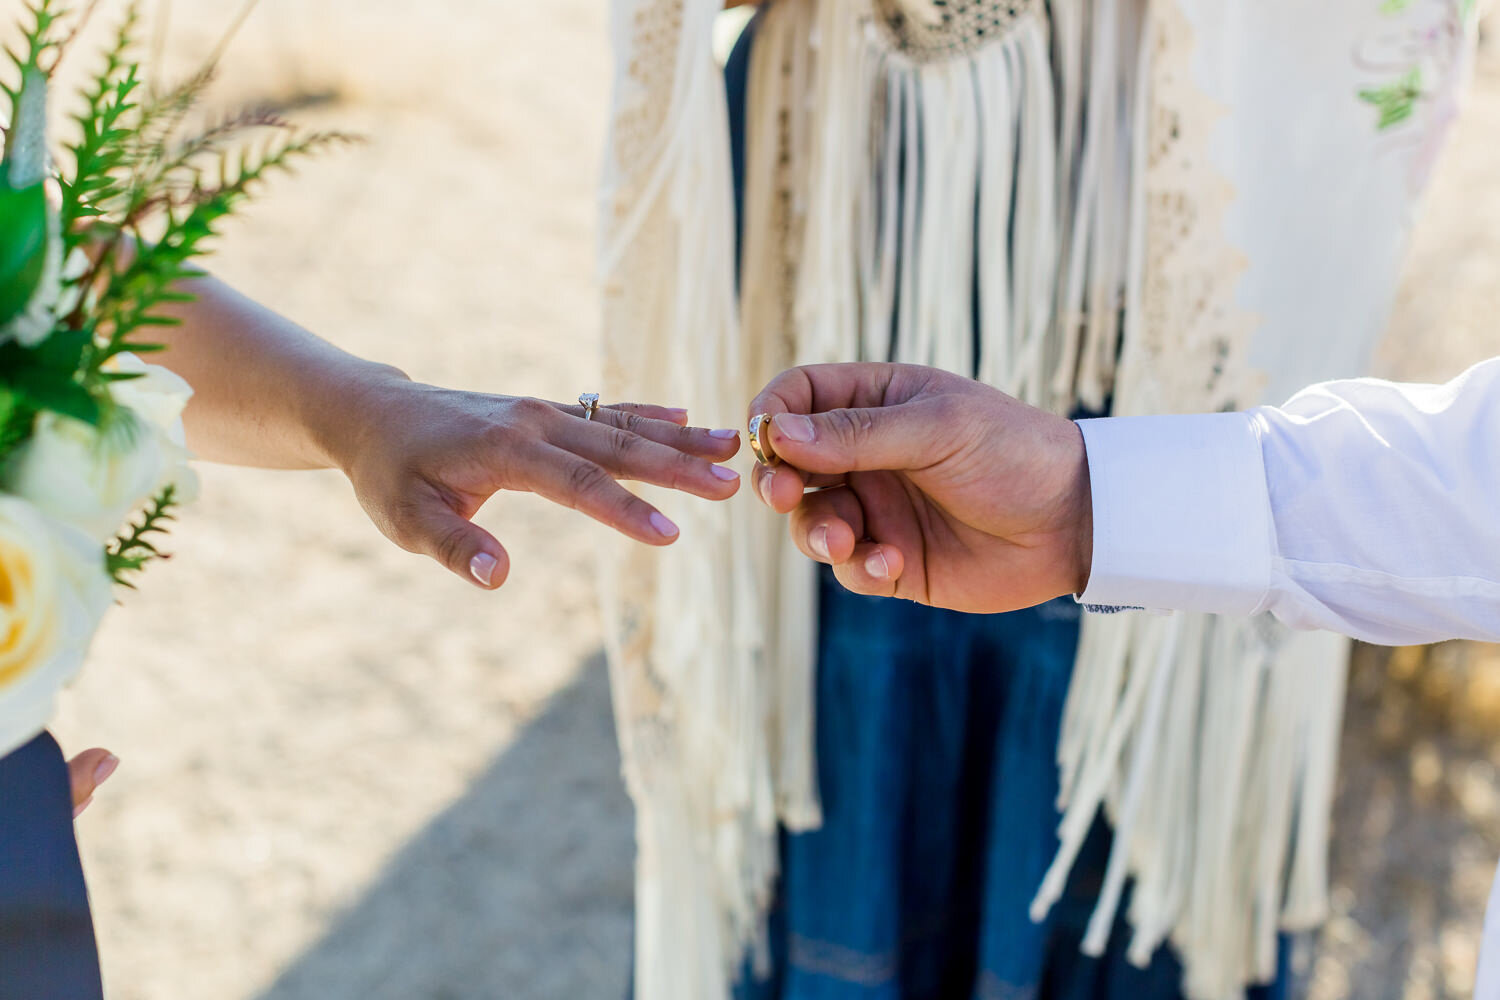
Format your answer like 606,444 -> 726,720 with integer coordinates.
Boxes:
1359,66 -> 1424,129
1354,0 -> 1478,190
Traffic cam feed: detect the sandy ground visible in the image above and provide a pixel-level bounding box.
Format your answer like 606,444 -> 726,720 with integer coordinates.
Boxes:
20,4 -> 1500,999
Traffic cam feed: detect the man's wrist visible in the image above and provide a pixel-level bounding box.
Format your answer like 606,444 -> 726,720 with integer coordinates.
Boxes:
1070,423 -> 1093,596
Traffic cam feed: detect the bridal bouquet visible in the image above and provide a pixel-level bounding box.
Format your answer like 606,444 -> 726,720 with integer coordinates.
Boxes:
0,0 -> 345,758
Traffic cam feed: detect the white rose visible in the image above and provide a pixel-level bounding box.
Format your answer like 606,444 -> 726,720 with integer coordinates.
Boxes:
108,353 -> 194,447
111,353 -> 200,506
3,355 -> 198,541
0,497 -> 113,760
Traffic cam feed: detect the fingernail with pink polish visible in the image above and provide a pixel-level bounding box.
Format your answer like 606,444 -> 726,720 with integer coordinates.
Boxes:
650,512 -> 680,538
774,414 -> 815,443
708,428 -> 739,440
711,465 -> 739,482
94,754 -> 119,785
809,525 -> 830,560
866,551 -> 890,580
470,552 -> 498,587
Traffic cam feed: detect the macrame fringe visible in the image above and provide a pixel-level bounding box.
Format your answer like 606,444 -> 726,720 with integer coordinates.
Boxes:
1030,8 -> 1349,998
1042,614 -> 1349,999
774,3 -> 1069,408
599,2 -> 790,998
602,4 -> 1350,1000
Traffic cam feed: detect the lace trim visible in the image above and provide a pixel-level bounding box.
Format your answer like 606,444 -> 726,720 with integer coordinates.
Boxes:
1113,0 -> 1262,418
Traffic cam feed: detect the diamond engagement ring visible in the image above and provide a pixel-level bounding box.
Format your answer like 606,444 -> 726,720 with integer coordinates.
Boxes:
579,393 -> 601,421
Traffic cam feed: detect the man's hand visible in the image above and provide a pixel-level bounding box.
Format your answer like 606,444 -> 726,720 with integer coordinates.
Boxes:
332,376 -> 741,590
748,363 -> 1092,614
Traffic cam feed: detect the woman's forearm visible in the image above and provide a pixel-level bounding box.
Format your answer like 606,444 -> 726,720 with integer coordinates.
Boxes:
150,273 -> 407,471
130,271 -> 744,589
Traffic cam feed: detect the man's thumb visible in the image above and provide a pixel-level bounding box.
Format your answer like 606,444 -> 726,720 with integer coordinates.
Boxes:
767,406 -> 935,475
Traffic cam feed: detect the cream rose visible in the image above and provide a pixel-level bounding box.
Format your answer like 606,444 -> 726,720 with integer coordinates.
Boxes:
3,354 -> 197,541
0,497 -> 113,759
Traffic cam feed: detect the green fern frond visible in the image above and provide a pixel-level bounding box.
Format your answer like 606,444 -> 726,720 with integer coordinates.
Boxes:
106,481 -> 178,586
2,0 -> 65,86
88,128 -> 357,370
124,61 -> 214,174
1,0 -> 68,179
58,3 -> 141,245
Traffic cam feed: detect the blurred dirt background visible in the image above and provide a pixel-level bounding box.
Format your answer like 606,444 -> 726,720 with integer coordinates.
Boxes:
21,3 -> 1500,999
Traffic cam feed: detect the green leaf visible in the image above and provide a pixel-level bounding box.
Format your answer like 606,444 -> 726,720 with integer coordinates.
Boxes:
0,386 -> 23,455
29,325 -> 91,371
16,376 -> 101,425
0,182 -> 49,325
1358,68 -> 1423,131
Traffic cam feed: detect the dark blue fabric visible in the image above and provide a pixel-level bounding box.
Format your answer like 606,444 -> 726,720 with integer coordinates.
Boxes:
0,731 -> 105,1000
723,14 -> 1294,1000
733,574 -> 1292,1000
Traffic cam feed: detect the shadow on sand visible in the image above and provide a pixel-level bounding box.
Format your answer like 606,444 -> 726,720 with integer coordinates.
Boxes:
254,654 -> 634,1000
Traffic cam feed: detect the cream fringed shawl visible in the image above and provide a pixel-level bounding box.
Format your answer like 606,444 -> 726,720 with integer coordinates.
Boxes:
597,2 -> 1477,999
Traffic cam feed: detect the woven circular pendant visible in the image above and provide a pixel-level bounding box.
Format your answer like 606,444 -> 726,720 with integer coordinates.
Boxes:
873,0 -> 1040,62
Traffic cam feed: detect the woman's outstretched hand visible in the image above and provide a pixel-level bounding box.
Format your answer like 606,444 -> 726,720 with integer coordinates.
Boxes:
331,377 -> 741,590
748,363 -> 1092,614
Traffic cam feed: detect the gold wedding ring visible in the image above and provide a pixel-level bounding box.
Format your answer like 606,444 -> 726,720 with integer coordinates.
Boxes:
579,392 -> 601,421
748,413 -> 780,466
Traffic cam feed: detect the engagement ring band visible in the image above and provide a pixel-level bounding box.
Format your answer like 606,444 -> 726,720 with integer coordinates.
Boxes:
579,393 -> 601,421
748,413 -> 780,466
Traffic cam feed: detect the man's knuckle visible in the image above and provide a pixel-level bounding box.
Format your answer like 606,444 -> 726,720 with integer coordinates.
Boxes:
828,408 -> 866,444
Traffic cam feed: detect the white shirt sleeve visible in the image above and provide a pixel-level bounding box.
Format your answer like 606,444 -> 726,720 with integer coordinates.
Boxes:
1075,356 -> 1500,646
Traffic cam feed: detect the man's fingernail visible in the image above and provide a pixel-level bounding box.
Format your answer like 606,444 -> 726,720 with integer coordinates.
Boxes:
708,428 -> 739,440
650,512 -> 680,538
94,754 -> 119,785
667,408 -> 690,419
773,414 -> 815,443
758,469 -> 776,506
469,552 -> 498,587
809,525 -> 830,560
73,796 -> 92,819
711,465 -> 739,482
866,551 -> 890,580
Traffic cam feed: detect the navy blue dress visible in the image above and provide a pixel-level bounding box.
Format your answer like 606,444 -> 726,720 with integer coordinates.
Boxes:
0,732 -> 105,1000
722,14 -> 1293,1000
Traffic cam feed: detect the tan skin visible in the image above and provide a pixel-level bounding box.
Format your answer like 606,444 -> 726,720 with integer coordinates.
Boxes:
67,270 -> 746,813
73,0 -> 762,814
748,363 -> 1093,613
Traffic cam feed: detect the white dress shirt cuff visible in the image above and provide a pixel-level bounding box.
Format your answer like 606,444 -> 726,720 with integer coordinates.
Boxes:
1075,412 -> 1273,616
